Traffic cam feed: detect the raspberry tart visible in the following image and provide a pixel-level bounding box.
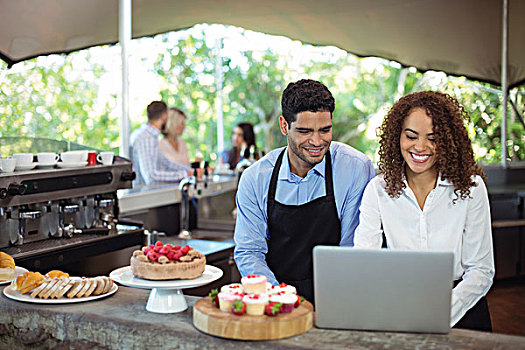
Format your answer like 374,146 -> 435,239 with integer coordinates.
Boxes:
130,241 -> 206,280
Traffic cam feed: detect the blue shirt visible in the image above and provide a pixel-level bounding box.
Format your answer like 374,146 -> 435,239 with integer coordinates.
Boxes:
130,123 -> 191,185
234,141 -> 375,285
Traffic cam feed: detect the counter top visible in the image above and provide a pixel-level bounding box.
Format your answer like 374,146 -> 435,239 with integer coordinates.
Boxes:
1,285 -> 524,349
117,174 -> 238,214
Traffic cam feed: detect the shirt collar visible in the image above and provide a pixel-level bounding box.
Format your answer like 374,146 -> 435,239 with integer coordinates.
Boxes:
401,172 -> 454,189
278,147 -> 326,181
145,122 -> 161,137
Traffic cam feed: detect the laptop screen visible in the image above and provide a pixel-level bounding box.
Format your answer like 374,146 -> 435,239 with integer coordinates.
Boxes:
313,246 -> 453,333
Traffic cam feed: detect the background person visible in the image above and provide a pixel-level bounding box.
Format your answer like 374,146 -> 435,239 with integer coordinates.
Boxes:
354,91 -> 494,331
159,107 -> 190,167
220,122 -> 258,170
130,101 -> 190,185
234,79 -> 375,302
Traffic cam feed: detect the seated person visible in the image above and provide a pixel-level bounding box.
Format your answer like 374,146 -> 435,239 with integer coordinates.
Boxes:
354,91 -> 494,331
159,107 -> 190,167
130,101 -> 190,185
220,122 -> 258,170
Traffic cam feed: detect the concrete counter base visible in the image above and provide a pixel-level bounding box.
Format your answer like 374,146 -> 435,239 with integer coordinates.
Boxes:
1,286 -> 524,349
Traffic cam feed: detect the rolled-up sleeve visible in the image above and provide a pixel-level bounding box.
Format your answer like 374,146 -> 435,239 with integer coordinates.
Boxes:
450,179 -> 494,326
233,169 -> 278,285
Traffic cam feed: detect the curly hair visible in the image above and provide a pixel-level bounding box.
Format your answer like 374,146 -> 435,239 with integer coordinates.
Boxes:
281,79 -> 335,126
378,91 -> 485,202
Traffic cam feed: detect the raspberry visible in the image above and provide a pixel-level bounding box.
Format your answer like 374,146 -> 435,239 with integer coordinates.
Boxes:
159,246 -> 170,255
155,241 -> 164,247
147,251 -> 159,262
173,245 -> 181,250
181,246 -> 190,255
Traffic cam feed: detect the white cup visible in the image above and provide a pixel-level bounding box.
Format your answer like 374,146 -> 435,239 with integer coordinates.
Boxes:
97,151 -> 114,165
1,157 -> 17,173
37,152 -> 59,164
13,153 -> 34,165
68,150 -> 89,162
60,151 -> 83,164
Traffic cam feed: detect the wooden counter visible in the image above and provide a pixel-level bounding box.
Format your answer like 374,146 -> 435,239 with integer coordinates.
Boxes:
1,285 -> 524,349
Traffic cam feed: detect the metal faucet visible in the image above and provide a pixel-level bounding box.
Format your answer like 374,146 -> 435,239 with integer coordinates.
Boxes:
178,177 -> 193,240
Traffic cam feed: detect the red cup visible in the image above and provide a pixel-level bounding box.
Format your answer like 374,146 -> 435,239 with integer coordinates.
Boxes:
87,151 -> 97,166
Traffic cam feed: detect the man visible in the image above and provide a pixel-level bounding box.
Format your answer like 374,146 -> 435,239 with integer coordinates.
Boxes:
234,79 -> 375,302
130,101 -> 190,185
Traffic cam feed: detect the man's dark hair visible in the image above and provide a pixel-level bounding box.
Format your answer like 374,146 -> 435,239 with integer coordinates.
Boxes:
281,79 -> 335,127
147,101 -> 167,121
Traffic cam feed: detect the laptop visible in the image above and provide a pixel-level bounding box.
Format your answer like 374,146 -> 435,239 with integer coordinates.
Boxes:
313,246 -> 454,333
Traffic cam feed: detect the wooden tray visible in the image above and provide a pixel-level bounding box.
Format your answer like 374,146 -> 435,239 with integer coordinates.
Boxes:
193,297 -> 314,340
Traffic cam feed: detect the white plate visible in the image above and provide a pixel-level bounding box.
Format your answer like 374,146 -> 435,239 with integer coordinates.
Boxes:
0,266 -> 28,285
37,161 -> 58,168
15,163 -> 37,171
110,265 -> 223,290
3,281 -> 118,304
57,161 -> 88,168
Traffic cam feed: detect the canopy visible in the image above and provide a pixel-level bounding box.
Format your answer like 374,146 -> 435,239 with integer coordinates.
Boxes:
1,0 -> 524,88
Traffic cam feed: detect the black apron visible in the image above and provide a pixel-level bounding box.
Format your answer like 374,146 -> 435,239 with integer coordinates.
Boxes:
266,149 -> 341,303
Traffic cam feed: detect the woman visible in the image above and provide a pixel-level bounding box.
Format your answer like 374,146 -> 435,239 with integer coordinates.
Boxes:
354,91 -> 494,331
221,122 -> 258,170
159,107 -> 190,167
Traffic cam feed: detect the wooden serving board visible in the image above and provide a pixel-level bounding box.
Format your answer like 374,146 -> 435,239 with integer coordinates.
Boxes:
193,297 -> 314,340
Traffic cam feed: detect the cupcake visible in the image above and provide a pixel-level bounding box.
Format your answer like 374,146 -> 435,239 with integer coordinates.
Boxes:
218,292 -> 243,312
270,292 -> 297,314
241,274 -> 267,294
269,283 -> 297,295
220,283 -> 244,294
242,293 -> 269,315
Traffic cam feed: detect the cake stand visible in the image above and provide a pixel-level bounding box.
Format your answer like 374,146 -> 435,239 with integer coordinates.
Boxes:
109,265 -> 223,313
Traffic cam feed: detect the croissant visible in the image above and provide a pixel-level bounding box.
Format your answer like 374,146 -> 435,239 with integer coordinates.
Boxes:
46,270 -> 70,279
0,252 -> 15,281
16,271 -> 45,294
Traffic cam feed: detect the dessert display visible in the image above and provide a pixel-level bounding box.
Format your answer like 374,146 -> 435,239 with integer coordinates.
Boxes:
130,241 -> 206,280
194,279 -> 313,340
240,274 -> 267,294
12,270 -> 114,299
208,280 -> 304,317
0,252 -> 15,282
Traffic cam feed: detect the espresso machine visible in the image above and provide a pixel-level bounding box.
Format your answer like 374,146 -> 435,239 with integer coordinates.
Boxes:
0,157 -> 143,272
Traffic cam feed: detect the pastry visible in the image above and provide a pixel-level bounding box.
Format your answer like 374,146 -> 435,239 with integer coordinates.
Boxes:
218,292 -> 243,312
130,241 -> 206,280
269,282 -> 297,295
0,252 -> 15,281
16,271 -> 44,294
243,293 -> 269,315
241,274 -> 267,294
220,283 -> 244,294
269,292 -> 297,313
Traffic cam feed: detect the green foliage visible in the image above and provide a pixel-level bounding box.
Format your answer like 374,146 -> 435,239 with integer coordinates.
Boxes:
0,53 -> 119,153
1,25 -> 523,165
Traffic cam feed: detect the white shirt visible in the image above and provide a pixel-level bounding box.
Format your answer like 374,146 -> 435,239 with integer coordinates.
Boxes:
354,174 -> 494,327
